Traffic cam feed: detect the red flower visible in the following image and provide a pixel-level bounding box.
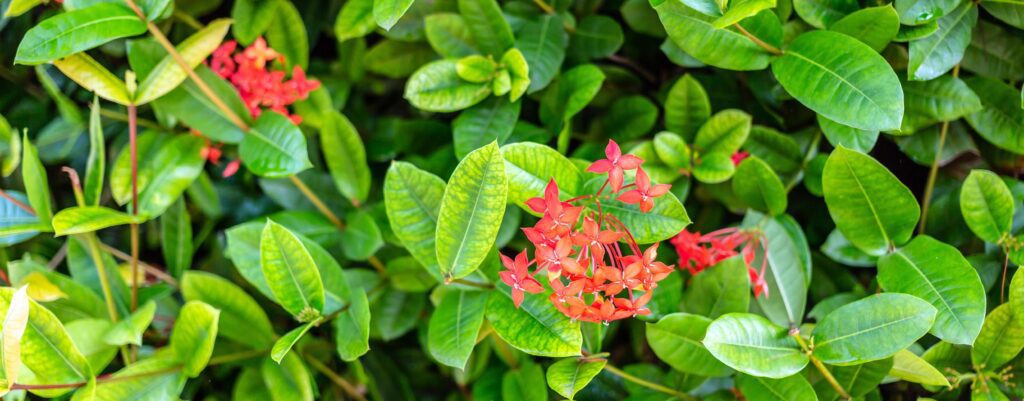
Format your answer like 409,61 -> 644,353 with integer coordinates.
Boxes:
731,151 -> 750,166
618,168 -> 671,213
499,250 -> 544,308
572,217 -> 621,261
587,140 -> 643,192
222,159 -> 241,178
670,228 -> 770,298
242,37 -> 278,69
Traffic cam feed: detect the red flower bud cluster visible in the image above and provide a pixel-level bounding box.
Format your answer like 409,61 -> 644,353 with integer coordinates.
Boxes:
209,37 -> 320,124
499,140 -> 675,324
669,227 -> 770,297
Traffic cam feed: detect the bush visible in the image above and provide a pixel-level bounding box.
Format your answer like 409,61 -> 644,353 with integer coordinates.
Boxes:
0,0 -> 1022,399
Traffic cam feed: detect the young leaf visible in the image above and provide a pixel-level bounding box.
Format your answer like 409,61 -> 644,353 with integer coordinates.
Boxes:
103,301 -> 156,346
405,60 -> 492,112
21,133 -> 52,228
822,147 -> 919,256
271,319 -> 319,363
260,220 -> 325,321
971,303 -> 1024,371
334,288 -> 371,361
458,0 -> 514,56
321,111 -> 371,205
653,131 -> 692,171
181,271 -> 276,348
703,313 -> 808,378
2,287 -> 29,390
502,48 -> 530,102
134,19 -> 232,105
436,142 -> 507,280
241,111 -> 313,178
877,235 -> 986,345
136,134 -> 206,217
664,74 -> 711,142
733,156 -> 787,216
427,290 -> 488,369
772,30 -> 904,131
546,357 -> 607,400
51,53 -> 132,106
890,349 -> 951,387
812,293 -> 937,364
486,290 -> 582,357
52,206 -> 147,236
231,0 -> 280,44
384,162 -> 446,279
170,301 -> 220,378
15,3 -> 147,65
84,99 -> 104,206
646,313 -> 732,377
694,109 -> 752,155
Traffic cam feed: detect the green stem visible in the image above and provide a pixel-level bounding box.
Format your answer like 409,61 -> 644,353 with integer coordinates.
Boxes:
301,353 -> 369,401
791,331 -> 850,400
734,24 -> 783,55
918,119 -> 950,235
603,364 -> 699,401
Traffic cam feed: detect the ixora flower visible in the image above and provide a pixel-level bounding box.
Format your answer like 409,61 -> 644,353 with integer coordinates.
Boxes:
499,140 -> 674,324
670,227 -> 770,297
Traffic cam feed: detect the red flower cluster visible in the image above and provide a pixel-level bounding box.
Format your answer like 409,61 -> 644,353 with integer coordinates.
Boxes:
670,227 -> 770,297
499,140 -> 675,324
210,37 -> 319,124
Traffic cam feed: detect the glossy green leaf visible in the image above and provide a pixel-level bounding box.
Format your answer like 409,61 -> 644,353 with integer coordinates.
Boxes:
84,99 -> 104,206
693,152 -> 737,184
817,358 -> 893,400
261,354 -> 314,401
170,301 -> 220,377
654,0 -> 775,70
822,147 -> 919,256
334,288 -> 370,361
793,0 -> 858,27
595,185 -> 690,244
161,198 -> 192,279
425,13 -> 477,58
878,235 -> 985,345
546,357 -> 607,400
456,55 -> 496,83
370,286 -> 425,340
703,313 -> 808,378
685,256 -> 751,318
265,0 -> 308,70
890,349 -> 950,387
812,293 -> 937,364
384,161 -> 445,278
502,142 -> 581,211
1,286 -> 28,391
69,352 -> 183,401
901,75 -> 983,133
653,131 -> 692,171
714,0 -> 777,28
241,111 -> 313,178
135,19 -> 232,105
405,60 -> 491,112
486,290 -> 582,357
964,77 -> 1024,154
321,111 -> 371,205
735,372 -> 816,401
136,134 -> 206,217
733,156 -> 787,215
515,14 -> 567,93
5,0 -> 41,17
972,303 -> 1024,370
260,220 -> 325,321
664,74 -> 711,142
829,5 -> 900,51
647,313 -> 732,376
181,271 -> 275,348
694,109 -> 752,155
458,0 -> 514,56
435,142 -> 507,280
374,0 -> 414,31
427,290 -> 488,369
335,0 -> 375,41
742,211 -> 811,327
540,64 -> 605,130
21,133 -> 51,228
908,2 -> 977,81
818,114 -> 878,153
103,301 -> 156,346
960,170 -> 1014,243
153,66 -> 250,143
231,0 -> 280,44
271,319 -> 318,363
0,115 -> 19,178
15,2 -> 147,65
454,97 -> 520,159
773,30 -> 903,131
962,20 -> 1024,80
52,206 -> 146,236
51,53 -> 132,106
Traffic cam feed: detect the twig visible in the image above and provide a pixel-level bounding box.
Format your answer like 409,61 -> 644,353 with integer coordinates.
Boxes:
734,24 -> 783,56
603,364 -> 699,401
99,243 -> 180,288
0,188 -> 35,214
791,330 -> 850,400
532,0 -> 556,14
302,353 -> 369,401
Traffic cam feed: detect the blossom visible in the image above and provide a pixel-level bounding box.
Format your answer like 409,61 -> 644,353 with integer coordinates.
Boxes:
587,140 -> 643,192
670,228 -> 770,298
499,250 -> 544,308
618,168 -> 671,213
208,37 -> 319,124
731,151 -> 750,166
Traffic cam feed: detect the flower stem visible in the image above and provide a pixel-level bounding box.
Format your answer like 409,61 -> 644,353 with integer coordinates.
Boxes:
603,364 -> 699,401
791,331 -> 850,400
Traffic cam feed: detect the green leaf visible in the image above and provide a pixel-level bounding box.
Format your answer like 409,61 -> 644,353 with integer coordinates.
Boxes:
653,131 -> 692,171
818,114 -> 878,153
703,313 -> 808,378
321,111 -> 371,205
895,0 -> 959,25
605,96 -> 659,141
654,0 -> 775,70
693,152 -> 737,184
161,198 -> 192,279
733,156 -> 787,216
908,2 -> 977,81
458,0 -> 514,56
181,271 -> 276,348
384,162 -> 445,280
964,77 -> 1024,154
427,290 -> 488,369
5,0 -> 41,17
103,301 -> 156,346
0,115 -> 19,178
271,319 -> 318,363
231,0 -> 280,44
744,126 -> 803,175
425,13 -> 477,58
742,212 -> 811,327
2,286 -> 28,391
793,0 -> 857,28
169,301 -> 220,378
829,5 -> 900,51
334,0 -> 375,41
685,256 -> 751,318
456,55 -> 497,83
334,288 -> 370,361
14,2 -> 147,65
241,111 -> 313,178
84,99 -> 104,206
51,53 -> 132,106
569,15 -> 625,60
890,349 -> 950,387
502,142 -> 582,211
21,133 -> 51,228
365,40 -> 437,79
817,358 -> 893,400
540,64 -> 605,130
812,293 -> 937,364
515,14 -> 567,93
901,75 -> 983,133
436,142 -> 507,280
646,313 -> 732,377
261,354 -> 314,401
821,229 -> 877,267
109,131 -> 164,206
983,0 -> 1024,29
714,0 -> 777,28
735,372 -> 816,401
503,361 -> 548,401
772,30 -> 904,131
370,286 -> 425,340
486,290 -> 582,357
822,147 -> 919,256
134,19 -> 232,105
340,210 -> 383,261
69,352 -> 183,401
454,97 -> 521,159
960,170 -> 1014,243
153,66 -> 250,143
265,0 -> 308,70
896,21 -> 940,41
664,74 -> 711,142
374,0 -> 415,30
52,206 -> 146,236
260,220 -> 325,321
878,235 -> 986,345
594,185 -> 690,244
405,60 -> 492,113
694,109 -> 751,155
972,303 -> 1024,370
136,134 -> 206,217
546,357 -> 607,400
